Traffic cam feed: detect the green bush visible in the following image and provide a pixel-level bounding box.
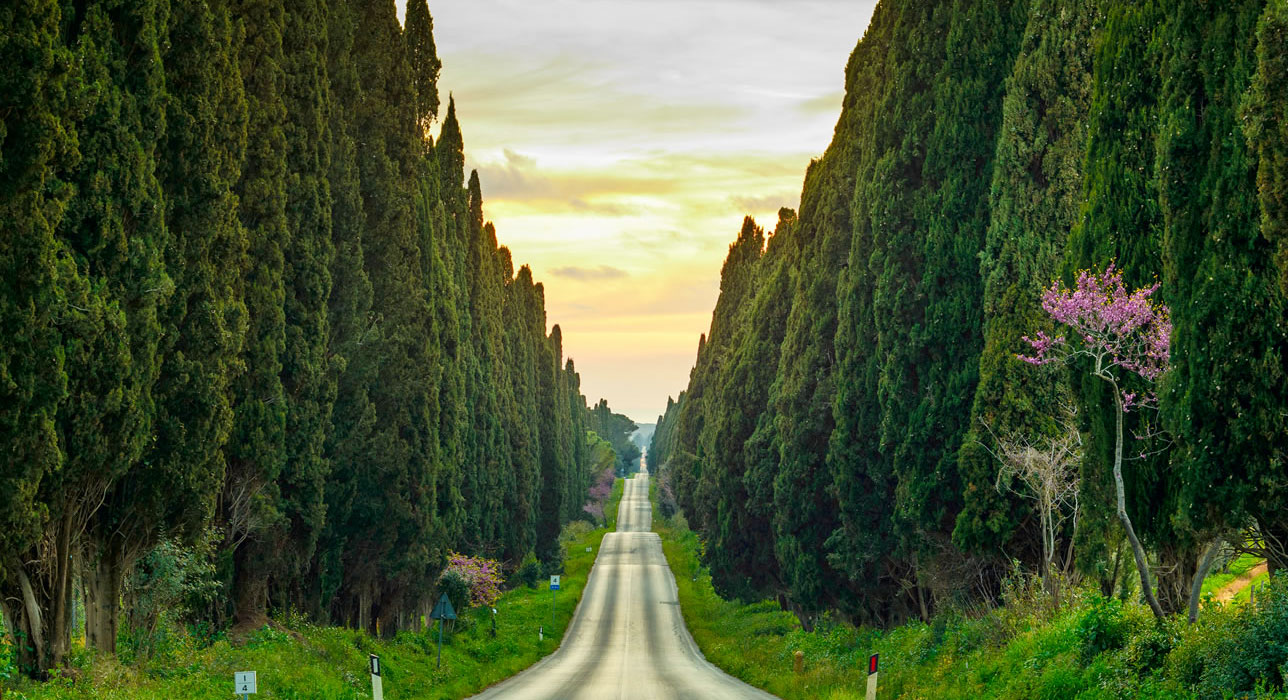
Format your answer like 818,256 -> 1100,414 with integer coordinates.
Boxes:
1076,595 -> 1128,661
1196,573 -> 1288,698
438,568 -> 471,617
516,551 -> 542,589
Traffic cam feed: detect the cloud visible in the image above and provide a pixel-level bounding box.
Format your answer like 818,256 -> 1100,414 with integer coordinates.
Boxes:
549,265 -> 630,282
730,192 -> 799,215
798,91 -> 845,116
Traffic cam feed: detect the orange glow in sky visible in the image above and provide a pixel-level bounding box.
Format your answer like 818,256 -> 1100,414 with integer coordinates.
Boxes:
401,1 -> 878,422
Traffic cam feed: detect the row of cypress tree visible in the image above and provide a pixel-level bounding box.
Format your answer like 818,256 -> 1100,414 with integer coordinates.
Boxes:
0,0 -> 602,676
652,0 -> 1288,629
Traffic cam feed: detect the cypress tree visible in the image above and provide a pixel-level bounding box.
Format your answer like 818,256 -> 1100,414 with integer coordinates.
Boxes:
345,0 -> 442,635
144,0 -> 248,627
404,0 -> 442,134
315,0 -> 377,625
58,0 -> 173,654
224,0 -> 289,629
504,265 -> 546,562
0,0 -> 75,673
1156,0 -> 1288,580
954,0 -> 1099,572
274,0 -> 336,610
1064,0 -> 1172,598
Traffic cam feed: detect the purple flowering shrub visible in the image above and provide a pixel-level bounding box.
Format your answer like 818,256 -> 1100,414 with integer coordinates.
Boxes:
581,464 -> 616,525
442,552 -> 505,608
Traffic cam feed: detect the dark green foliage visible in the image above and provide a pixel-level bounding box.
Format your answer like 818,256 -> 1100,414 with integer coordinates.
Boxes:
658,0 -> 1288,634
587,399 -> 640,475
0,0 -> 598,675
1155,0 -> 1288,580
1245,0 -> 1288,297
954,0 -> 1098,564
223,0 -> 290,628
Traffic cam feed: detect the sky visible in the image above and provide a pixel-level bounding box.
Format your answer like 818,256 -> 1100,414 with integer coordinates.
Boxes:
400,0 -> 878,423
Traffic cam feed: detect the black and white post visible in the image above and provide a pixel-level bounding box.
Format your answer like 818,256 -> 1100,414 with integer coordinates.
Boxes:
370,654 -> 383,700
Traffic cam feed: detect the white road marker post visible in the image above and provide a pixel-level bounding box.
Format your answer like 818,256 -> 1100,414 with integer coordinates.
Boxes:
234,670 -> 258,700
866,653 -> 879,700
369,654 -> 383,700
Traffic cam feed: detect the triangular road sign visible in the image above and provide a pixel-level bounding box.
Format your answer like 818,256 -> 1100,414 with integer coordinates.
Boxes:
430,592 -> 457,620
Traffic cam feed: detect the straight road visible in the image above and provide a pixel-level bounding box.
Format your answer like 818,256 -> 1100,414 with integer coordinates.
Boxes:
469,469 -> 778,700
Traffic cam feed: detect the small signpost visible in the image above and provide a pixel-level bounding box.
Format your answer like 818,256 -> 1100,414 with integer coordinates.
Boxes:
866,653 -> 879,700
369,654 -> 383,700
234,670 -> 257,698
430,592 -> 457,669
549,575 -> 561,626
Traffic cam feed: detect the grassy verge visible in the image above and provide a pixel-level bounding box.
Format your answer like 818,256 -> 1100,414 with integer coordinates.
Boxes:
1,479 -> 624,700
650,481 -> 1288,700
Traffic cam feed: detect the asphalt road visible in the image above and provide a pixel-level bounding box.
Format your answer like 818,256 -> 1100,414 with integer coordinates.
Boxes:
469,470 -> 779,700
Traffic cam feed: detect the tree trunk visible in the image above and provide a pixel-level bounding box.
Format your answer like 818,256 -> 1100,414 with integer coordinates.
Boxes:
84,538 -> 121,654
1188,536 -> 1224,623
15,564 -> 47,671
1110,383 -> 1165,619
49,512 -> 72,665
1158,542 -> 1199,615
233,543 -> 269,631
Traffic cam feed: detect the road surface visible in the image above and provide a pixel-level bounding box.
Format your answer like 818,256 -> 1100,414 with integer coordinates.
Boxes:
469,470 -> 778,700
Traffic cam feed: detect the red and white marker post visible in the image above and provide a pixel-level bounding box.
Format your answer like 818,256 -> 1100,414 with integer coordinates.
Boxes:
866,653 -> 879,700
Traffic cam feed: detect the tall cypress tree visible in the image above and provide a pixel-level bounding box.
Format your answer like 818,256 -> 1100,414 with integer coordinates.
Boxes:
0,0 -> 75,673
58,0 -> 173,655
404,0 -> 441,134
273,0 -> 336,610
315,0 -> 377,625
1156,0 -> 1288,581
144,0 -> 248,627
224,0 -> 289,629
346,0 -> 443,634
954,0 -> 1099,571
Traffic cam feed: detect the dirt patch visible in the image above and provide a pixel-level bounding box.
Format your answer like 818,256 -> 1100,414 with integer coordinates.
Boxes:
1215,561 -> 1268,603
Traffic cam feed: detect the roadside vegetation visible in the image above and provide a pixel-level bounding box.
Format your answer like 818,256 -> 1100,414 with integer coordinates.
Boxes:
653,482 -> 1288,700
0,480 -> 622,700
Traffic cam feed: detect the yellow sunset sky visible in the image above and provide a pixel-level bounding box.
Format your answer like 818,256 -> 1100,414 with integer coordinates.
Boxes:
401,1 -> 878,422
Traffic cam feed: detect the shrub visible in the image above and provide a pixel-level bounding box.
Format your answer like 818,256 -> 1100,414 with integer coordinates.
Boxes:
1196,573 -> 1288,698
438,569 -> 471,616
540,546 -> 565,578
443,552 -> 504,608
1076,595 -> 1128,661
516,551 -> 541,589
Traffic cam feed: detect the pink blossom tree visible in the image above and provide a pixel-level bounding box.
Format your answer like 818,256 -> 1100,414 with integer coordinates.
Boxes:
1019,265 -> 1171,619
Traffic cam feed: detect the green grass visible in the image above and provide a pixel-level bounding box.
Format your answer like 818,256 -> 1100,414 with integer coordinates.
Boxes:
650,480 -> 1288,700
1199,553 -> 1265,598
1,479 -> 625,700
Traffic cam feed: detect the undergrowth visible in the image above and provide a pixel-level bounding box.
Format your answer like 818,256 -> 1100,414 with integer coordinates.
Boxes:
0,479 -> 624,700
651,480 -> 1288,700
